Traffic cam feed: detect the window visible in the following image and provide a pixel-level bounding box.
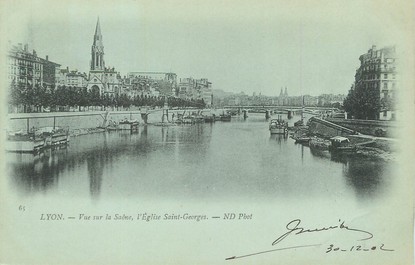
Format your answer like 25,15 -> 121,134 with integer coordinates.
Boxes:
384,82 -> 388,89
384,74 -> 388,79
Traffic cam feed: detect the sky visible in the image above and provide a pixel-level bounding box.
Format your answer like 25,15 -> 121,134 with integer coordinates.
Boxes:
1,0 -> 411,97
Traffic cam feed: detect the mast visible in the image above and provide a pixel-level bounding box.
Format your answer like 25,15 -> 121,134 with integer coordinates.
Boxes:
301,95 -> 304,122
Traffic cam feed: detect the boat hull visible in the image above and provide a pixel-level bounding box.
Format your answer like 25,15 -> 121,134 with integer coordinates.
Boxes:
51,134 -> 70,145
118,123 -> 139,130
203,116 -> 215,122
108,122 -> 139,130
294,138 -> 311,144
6,139 -> 45,153
269,128 -> 287,134
220,115 -> 231,121
329,146 -> 357,153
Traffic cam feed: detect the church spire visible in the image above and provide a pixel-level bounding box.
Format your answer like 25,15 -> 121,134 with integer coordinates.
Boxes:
94,17 -> 101,36
91,17 -> 105,71
93,17 -> 103,47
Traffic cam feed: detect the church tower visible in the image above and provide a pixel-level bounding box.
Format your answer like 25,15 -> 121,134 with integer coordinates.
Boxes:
87,17 -> 120,96
91,17 -> 105,71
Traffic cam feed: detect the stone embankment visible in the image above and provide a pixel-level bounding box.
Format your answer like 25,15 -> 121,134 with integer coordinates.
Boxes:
297,117 -> 398,161
70,127 -> 106,137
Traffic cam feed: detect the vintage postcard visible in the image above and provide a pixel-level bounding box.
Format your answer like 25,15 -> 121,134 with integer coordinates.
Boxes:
0,0 -> 414,264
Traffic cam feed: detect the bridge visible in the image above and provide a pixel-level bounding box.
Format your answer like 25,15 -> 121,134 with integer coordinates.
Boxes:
223,105 -> 338,113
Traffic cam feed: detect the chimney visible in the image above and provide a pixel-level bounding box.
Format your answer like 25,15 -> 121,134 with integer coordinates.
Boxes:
46,55 -> 49,61
24,44 -> 28,52
33,50 -> 37,56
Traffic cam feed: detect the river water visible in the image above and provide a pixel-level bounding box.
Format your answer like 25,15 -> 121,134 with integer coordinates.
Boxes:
3,113 -> 409,265
6,113 -> 394,201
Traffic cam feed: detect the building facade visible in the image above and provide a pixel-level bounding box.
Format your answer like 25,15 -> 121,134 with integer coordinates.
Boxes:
57,68 -> 88,88
39,56 -> 60,89
126,72 -> 177,97
354,45 -> 397,119
8,43 -> 43,89
176,77 -> 212,105
8,42 -> 61,90
196,78 -> 212,107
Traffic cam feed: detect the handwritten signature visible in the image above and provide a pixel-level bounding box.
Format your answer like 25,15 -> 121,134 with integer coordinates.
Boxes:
272,218 -> 373,246
225,218 -> 382,260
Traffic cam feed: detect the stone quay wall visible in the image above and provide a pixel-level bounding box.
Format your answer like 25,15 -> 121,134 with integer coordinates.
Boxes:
307,117 -> 356,138
326,118 -> 398,137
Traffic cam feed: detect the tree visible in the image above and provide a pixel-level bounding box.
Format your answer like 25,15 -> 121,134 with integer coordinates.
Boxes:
344,85 -> 380,120
8,80 -> 22,107
113,93 -> 119,110
78,87 -> 89,111
49,85 -> 57,111
343,87 -> 357,117
32,84 -> 45,112
88,86 -> 101,107
118,94 -> 131,109
55,85 -> 68,107
101,93 -> 112,109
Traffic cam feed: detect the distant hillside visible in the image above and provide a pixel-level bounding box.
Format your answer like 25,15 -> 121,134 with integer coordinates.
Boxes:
212,89 -> 235,99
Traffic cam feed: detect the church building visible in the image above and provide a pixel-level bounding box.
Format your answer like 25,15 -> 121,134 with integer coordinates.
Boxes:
87,18 -> 121,95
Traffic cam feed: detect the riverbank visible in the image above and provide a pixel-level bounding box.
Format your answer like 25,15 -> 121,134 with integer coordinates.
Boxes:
355,146 -> 397,162
290,125 -> 398,162
70,127 -> 107,137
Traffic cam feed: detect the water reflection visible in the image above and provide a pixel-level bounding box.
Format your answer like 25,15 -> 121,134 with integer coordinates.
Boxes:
344,160 -> 386,198
309,147 -> 331,160
309,146 -> 390,199
7,116 -> 392,202
269,134 -> 288,143
86,154 -> 104,199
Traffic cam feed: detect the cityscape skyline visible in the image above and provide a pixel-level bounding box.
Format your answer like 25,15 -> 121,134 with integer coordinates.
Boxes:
2,1 -> 406,97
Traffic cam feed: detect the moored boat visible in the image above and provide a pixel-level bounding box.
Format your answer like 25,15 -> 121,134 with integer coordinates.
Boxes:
294,119 -> 304,127
6,130 -> 46,153
38,127 -> 70,146
329,136 -> 356,152
294,136 -> 311,145
269,117 -> 288,134
220,114 -> 231,121
107,119 -> 139,130
309,136 -> 331,150
193,115 -> 205,123
119,118 -> 139,130
203,114 -> 216,123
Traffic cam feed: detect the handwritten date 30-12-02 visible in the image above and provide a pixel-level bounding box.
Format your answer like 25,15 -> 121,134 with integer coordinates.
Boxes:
326,243 -> 394,253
